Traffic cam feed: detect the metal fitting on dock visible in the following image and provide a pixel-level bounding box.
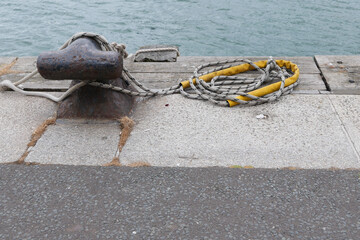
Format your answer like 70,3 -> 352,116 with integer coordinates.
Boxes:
36,37 -> 134,119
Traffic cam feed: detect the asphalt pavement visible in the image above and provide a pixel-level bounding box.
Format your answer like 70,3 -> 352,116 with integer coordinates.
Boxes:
1,165 -> 359,239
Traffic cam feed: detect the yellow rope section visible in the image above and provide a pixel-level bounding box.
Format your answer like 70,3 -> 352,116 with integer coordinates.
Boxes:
180,60 -> 300,107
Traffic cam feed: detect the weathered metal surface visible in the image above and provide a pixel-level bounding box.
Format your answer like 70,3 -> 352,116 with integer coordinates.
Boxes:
36,37 -> 135,119
37,38 -> 123,80
57,77 -> 135,119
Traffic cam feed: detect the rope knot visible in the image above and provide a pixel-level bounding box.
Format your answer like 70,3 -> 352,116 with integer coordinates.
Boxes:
110,42 -> 128,58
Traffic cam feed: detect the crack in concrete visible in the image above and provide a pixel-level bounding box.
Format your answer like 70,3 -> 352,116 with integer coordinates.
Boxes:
104,116 -> 150,167
13,117 -> 56,165
0,57 -> 19,77
313,56 -> 331,92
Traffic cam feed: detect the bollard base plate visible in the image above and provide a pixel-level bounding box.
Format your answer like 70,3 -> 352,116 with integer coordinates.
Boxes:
57,78 -> 134,119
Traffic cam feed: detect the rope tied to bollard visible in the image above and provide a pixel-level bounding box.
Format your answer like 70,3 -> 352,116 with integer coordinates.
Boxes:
0,32 -> 300,107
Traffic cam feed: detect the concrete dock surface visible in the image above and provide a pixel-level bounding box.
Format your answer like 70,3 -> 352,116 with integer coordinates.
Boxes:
1,55 -> 360,168
1,55 -> 359,238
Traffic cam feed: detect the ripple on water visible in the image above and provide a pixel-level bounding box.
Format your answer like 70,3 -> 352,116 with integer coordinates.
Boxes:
0,0 -> 359,56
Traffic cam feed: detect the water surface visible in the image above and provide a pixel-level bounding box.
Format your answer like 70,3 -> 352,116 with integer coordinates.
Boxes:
0,0 -> 359,56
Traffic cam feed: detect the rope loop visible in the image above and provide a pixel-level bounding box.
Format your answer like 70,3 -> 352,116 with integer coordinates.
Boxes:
60,32 -> 128,58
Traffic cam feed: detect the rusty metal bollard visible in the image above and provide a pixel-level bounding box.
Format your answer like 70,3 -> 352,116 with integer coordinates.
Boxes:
37,37 -> 134,119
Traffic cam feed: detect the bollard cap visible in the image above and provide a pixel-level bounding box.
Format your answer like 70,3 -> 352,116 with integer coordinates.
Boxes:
37,38 -> 123,81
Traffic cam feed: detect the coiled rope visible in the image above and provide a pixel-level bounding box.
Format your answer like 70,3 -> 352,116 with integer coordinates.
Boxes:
0,32 -> 300,107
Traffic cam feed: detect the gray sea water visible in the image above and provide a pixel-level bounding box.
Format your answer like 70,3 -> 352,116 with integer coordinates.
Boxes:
0,0 -> 359,56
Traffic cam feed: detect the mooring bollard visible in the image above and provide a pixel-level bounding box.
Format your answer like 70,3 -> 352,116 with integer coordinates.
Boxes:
37,37 -> 134,119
